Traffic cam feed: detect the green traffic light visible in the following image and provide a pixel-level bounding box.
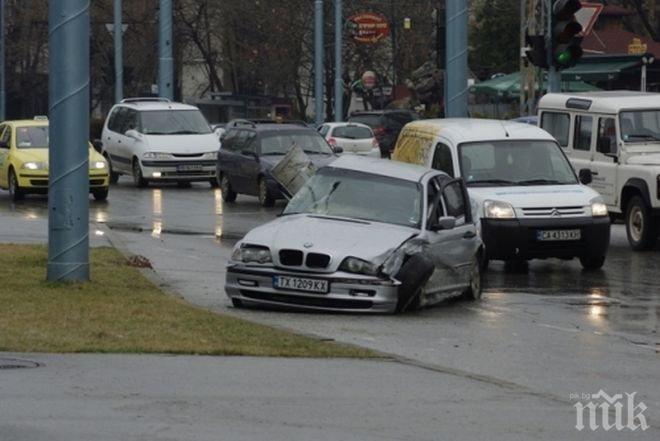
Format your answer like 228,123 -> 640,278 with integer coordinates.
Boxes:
556,50 -> 572,66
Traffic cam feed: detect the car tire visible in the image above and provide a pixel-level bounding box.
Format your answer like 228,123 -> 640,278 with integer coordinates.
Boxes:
625,195 -> 657,251
132,159 -> 148,188
258,178 -> 275,207
231,298 -> 243,308
395,254 -> 435,313
220,174 -> 237,202
92,188 -> 109,202
105,154 -> 119,184
579,255 -> 606,271
463,257 -> 482,300
8,168 -> 24,202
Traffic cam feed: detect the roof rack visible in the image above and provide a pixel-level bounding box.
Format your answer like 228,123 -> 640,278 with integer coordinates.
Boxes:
120,97 -> 172,104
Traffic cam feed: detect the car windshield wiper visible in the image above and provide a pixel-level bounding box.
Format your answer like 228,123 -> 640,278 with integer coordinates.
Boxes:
515,179 -> 567,186
261,152 -> 286,156
467,179 -> 517,186
625,133 -> 660,141
304,149 -> 331,155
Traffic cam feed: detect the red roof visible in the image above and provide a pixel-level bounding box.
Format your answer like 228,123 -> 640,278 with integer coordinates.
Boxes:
599,5 -> 635,16
583,28 -> 660,56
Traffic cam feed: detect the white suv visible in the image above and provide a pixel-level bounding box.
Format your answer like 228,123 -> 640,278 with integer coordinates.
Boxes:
539,92 -> 660,250
101,98 -> 220,187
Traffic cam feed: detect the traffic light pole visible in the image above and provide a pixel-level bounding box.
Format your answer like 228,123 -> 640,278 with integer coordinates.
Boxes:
114,0 -> 123,103
314,0 -> 324,126
334,0 -> 343,122
158,0 -> 173,100
445,0 -> 468,118
546,0 -> 560,93
47,0 -> 90,282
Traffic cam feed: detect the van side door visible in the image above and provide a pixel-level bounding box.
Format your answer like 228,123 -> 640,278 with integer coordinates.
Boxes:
589,116 -> 619,206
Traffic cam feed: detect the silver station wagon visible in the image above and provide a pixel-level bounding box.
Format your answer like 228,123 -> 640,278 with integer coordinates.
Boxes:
225,156 -> 483,313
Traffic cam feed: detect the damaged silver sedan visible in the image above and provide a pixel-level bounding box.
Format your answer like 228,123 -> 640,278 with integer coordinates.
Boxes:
225,156 -> 483,313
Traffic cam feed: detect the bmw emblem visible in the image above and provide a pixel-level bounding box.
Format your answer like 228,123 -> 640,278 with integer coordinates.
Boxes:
303,242 -> 314,248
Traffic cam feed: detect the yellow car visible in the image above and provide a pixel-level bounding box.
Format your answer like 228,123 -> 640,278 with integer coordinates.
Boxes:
0,118 -> 110,201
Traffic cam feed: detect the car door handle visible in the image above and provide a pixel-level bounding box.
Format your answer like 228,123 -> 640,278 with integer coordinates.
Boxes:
590,170 -> 599,176
463,231 -> 476,239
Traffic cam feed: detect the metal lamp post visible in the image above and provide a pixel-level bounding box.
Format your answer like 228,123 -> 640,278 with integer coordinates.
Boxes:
445,0 -> 468,117
314,0 -> 324,126
113,0 -> 123,103
334,0 -> 343,122
158,0 -> 173,100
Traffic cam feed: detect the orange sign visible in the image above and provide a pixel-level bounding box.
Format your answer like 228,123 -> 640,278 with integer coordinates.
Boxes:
347,12 -> 390,44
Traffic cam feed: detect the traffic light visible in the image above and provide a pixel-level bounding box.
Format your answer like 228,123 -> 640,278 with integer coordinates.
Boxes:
552,0 -> 583,69
525,33 -> 549,68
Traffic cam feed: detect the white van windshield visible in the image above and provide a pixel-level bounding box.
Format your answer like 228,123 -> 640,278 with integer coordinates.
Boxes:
459,140 -> 577,186
620,110 -> 660,142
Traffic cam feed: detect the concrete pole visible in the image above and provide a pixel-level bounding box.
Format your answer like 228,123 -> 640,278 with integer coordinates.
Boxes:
314,0 -> 324,126
0,0 -> 5,121
158,0 -> 173,100
334,0 -> 343,122
113,0 -> 123,103
47,0 -> 90,281
445,0 -> 468,117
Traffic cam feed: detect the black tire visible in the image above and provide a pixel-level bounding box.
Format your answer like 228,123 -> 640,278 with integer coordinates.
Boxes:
258,178 -> 275,207
105,154 -> 119,184
220,174 -> 237,202
579,255 -> 606,271
231,298 -> 243,308
463,257 -> 482,300
394,254 -> 435,313
625,195 -> 657,251
209,178 -> 219,188
92,187 -> 109,202
132,159 -> 148,188
8,168 -> 24,202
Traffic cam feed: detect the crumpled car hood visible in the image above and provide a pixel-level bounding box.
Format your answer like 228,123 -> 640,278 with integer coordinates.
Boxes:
240,213 -> 419,273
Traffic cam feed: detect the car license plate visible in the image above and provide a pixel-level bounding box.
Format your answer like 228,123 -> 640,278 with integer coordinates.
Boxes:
177,164 -> 203,172
273,275 -> 329,294
536,229 -> 581,241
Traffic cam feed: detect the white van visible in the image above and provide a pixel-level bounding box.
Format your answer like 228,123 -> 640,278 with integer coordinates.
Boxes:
392,119 -> 610,270
539,91 -> 660,250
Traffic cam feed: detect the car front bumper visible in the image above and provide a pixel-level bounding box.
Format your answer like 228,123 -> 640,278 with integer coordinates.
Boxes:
225,265 -> 399,313
481,216 -> 611,261
17,172 -> 110,191
141,159 -> 216,181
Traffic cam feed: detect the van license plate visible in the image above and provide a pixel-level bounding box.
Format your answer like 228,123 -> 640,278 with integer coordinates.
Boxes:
273,276 -> 329,294
536,229 -> 581,241
177,164 -> 203,172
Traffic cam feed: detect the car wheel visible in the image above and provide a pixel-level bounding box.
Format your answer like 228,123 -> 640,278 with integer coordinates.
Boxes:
579,255 -> 606,271
395,254 -> 435,313
92,187 -> 109,201
220,174 -> 237,202
8,168 -> 24,202
258,178 -> 275,207
105,154 -> 119,184
231,298 -> 243,308
625,195 -> 657,250
463,257 -> 482,300
132,159 -> 148,188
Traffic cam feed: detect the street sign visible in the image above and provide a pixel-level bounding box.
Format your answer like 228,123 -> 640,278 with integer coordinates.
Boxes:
575,2 -> 603,36
347,12 -> 390,44
361,71 -> 377,89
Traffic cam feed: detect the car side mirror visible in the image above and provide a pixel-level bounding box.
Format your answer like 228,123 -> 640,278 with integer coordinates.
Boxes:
332,146 -> 343,154
578,168 -> 593,185
430,216 -> 456,231
125,129 -> 140,140
92,139 -> 103,153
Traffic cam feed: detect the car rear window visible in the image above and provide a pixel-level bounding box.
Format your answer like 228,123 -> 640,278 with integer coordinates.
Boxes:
332,126 -> 373,139
349,115 -> 381,128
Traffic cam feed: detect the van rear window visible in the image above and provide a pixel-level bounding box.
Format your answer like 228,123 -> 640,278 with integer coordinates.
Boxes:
540,112 -> 570,147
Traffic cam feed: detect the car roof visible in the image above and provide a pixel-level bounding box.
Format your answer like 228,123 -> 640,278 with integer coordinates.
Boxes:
328,155 -> 440,183
401,118 -> 555,143
230,123 -> 316,133
116,99 -> 200,112
3,119 -> 48,127
539,91 -> 660,113
323,122 -> 372,129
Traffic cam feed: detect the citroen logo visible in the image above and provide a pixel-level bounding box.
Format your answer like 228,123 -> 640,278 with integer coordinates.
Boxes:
303,242 -> 314,248
550,209 -> 561,218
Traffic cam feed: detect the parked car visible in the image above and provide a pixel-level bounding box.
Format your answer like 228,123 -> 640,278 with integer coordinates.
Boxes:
317,122 -> 380,156
348,109 -> 419,158
216,123 -> 338,206
539,91 -> 660,251
100,98 -> 220,188
0,117 -> 110,201
391,118 -> 610,270
225,155 -> 483,313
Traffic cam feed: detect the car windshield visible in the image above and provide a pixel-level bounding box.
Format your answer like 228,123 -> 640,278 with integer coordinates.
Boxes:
348,115 -> 381,128
283,168 -> 422,228
16,126 -> 48,149
459,140 -> 577,186
620,110 -> 660,142
332,126 -> 373,139
261,131 -> 333,155
140,110 -> 211,135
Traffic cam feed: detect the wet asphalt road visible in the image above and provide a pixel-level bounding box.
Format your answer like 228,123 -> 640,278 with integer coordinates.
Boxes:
1,179 -> 659,438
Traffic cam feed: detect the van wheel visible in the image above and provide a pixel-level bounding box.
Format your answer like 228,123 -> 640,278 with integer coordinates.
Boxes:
105,154 -> 119,184
258,178 -> 274,207
463,257 -> 482,300
8,168 -> 24,202
132,159 -> 148,188
625,195 -> 657,250
579,255 -> 605,271
395,254 -> 434,313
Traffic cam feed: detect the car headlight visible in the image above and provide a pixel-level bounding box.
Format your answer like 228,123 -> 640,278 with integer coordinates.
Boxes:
91,161 -> 107,170
483,200 -> 516,219
202,152 -> 217,160
21,162 -> 46,170
591,201 -> 608,217
232,244 -> 272,264
143,152 -> 172,160
339,257 -> 378,276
